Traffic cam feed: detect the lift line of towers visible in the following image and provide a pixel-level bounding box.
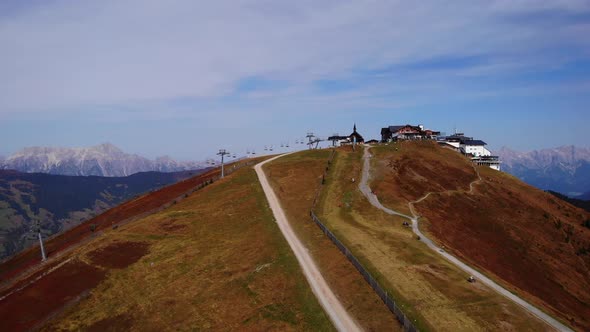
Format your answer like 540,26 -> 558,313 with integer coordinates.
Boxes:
207,132 -> 324,169
33,132 -> 328,263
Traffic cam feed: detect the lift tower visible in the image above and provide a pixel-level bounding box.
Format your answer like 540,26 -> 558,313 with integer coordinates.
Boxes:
306,132 -> 315,150
35,221 -> 46,261
217,149 -> 230,178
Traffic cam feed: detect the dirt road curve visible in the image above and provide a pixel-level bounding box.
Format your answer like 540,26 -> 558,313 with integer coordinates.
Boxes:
359,146 -> 572,332
255,154 -> 362,332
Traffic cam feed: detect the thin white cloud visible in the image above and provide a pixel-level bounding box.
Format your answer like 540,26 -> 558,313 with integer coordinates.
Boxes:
0,0 -> 588,113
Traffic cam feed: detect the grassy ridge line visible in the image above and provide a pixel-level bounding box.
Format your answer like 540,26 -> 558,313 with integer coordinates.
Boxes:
317,147 -> 431,331
256,153 -> 359,331
0,159 -> 259,284
40,164 -> 332,330
308,148 -> 418,330
263,149 -> 401,331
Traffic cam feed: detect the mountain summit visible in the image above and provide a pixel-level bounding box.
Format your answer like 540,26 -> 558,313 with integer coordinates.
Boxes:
497,145 -> 590,196
1,143 -> 205,177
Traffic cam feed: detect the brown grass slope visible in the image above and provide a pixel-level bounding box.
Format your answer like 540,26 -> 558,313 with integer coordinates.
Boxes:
317,146 -> 549,331
1,162 -> 332,331
263,150 -> 400,331
373,141 -> 590,331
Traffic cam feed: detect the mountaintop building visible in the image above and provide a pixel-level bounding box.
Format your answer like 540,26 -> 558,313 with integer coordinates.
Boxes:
328,124 -> 365,146
381,124 -> 440,142
438,133 -> 501,171
350,124 -> 364,143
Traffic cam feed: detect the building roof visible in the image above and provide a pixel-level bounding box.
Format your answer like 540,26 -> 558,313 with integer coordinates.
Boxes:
462,140 -> 487,146
445,134 -> 472,140
388,124 -> 421,132
350,131 -> 364,141
350,123 -> 364,141
328,135 -> 349,140
388,125 -> 405,132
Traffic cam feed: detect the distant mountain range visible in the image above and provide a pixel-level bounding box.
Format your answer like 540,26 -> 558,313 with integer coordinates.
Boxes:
0,169 -> 207,260
497,145 -> 590,197
0,143 -> 206,177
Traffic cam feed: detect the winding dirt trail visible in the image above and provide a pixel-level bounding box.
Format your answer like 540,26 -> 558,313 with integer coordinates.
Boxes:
255,154 -> 362,332
359,146 -> 572,332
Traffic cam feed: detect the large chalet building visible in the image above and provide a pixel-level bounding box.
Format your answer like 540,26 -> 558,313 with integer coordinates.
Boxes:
379,124 -> 501,171
381,124 -> 440,142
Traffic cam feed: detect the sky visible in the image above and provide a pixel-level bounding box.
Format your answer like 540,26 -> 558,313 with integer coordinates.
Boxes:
0,0 -> 589,161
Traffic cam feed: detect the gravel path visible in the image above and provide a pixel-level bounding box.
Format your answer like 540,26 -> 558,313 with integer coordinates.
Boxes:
255,154 -> 362,332
359,146 -> 571,332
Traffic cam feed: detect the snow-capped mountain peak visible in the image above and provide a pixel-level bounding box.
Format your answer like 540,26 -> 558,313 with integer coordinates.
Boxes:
496,145 -> 590,195
1,143 -> 206,177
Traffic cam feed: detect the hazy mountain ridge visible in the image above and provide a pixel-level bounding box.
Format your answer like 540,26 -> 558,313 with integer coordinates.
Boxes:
0,169 -> 206,260
1,143 -> 206,177
497,145 -> 590,196
547,190 -> 590,214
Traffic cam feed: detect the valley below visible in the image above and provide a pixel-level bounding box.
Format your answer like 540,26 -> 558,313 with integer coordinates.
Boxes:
0,169 -> 206,260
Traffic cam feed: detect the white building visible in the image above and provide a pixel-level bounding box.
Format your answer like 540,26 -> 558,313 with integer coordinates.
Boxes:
460,140 -> 491,157
439,135 -> 501,171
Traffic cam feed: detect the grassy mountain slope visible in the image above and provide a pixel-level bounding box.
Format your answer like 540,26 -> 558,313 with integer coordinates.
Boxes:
1,160 -> 331,331
548,190 -> 590,213
372,141 -> 590,331
314,146 -> 548,331
0,169 -> 207,259
263,150 -> 399,331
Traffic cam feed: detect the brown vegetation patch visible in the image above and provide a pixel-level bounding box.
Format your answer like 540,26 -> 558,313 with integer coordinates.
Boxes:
404,152 -> 590,330
0,259 -> 106,331
87,241 -> 150,269
86,313 -> 134,332
158,218 -> 188,233
0,259 -> 64,300
371,141 -> 477,214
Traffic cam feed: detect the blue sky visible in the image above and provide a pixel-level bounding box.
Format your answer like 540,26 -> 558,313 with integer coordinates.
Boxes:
0,0 -> 589,160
